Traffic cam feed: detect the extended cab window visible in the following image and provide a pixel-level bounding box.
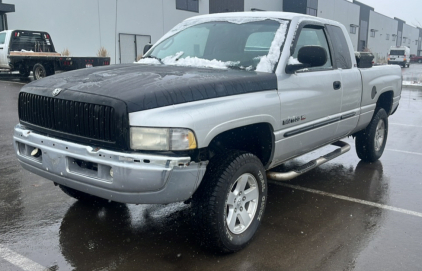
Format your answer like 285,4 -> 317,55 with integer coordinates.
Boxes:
326,25 -> 352,69
0,33 -> 5,45
293,27 -> 332,70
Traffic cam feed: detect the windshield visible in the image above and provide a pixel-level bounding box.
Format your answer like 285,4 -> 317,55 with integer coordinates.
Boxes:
140,19 -> 288,72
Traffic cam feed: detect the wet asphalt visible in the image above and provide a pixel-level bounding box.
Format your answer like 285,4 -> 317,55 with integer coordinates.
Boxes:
0,66 -> 422,271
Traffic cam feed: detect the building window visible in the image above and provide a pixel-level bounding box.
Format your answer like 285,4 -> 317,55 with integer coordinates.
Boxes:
403,37 -> 407,43
306,0 -> 318,16
307,7 -> 317,16
392,35 -> 396,41
409,39 -> 411,44
350,25 -> 357,34
386,34 -> 390,40
370,30 -> 376,37
176,0 -> 199,13
416,40 -> 418,45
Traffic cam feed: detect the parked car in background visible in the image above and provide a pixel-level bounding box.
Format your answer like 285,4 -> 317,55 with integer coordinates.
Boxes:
410,54 -> 422,63
0,30 -> 110,80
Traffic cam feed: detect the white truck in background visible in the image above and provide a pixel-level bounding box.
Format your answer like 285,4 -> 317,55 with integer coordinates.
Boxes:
388,46 -> 410,67
0,30 -> 110,80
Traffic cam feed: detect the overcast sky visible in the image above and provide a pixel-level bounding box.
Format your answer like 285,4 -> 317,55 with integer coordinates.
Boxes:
347,0 -> 422,27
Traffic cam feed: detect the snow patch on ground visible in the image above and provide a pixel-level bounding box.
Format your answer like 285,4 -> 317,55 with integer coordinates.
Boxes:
403,80 -> 422,86
256,21 -> 289,73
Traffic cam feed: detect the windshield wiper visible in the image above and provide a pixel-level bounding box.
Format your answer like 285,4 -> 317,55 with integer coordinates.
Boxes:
142,55 -> 164,64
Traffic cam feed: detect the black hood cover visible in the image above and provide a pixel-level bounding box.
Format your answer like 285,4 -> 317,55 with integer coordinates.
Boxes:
24,64 -> 277,113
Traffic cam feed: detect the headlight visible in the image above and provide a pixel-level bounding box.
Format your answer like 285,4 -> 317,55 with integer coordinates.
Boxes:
130,127 -> 197,151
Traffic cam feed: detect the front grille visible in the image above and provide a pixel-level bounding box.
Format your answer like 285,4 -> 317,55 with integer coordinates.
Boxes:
19,92 -> 116,142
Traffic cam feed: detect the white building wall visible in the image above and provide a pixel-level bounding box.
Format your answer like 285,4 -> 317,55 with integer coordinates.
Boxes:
7,0 -> 209,64
244,0 -> 283,12
402,24 -> 419,55
367,11 -> 398,63
317,0 -> 360,51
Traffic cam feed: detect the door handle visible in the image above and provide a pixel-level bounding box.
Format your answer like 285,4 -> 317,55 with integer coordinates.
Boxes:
333,81 -> 341,90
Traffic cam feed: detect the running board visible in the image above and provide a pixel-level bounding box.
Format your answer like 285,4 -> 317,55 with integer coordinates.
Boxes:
266,141 -> 351,181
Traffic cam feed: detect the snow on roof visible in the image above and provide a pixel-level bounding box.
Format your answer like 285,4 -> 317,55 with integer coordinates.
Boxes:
185,11 -> 342,26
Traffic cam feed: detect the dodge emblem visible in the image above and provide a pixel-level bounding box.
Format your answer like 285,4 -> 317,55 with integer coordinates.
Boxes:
52,88 -> 62,96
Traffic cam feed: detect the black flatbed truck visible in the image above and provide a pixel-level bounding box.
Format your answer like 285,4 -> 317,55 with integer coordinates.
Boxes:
0,30 -> 110,80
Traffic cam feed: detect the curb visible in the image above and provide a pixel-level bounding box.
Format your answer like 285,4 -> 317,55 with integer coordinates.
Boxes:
402,84 -> 422,89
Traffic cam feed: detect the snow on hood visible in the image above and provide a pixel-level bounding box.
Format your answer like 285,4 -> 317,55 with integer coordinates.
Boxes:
138,51 -> 239,70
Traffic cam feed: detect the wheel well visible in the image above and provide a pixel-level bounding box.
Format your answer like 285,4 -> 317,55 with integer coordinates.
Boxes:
207,123 -> 274,168
376,91 -> 393,115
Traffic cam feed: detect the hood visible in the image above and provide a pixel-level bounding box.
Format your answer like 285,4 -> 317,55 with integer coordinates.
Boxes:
23,64 -> 277,112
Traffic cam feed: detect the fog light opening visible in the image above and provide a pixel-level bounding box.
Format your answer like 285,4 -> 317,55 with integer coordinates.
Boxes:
31,148 -> 42,158
110,168 -> 114,178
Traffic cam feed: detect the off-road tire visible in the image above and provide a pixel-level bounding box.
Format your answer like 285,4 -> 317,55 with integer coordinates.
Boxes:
356,108 -> 388,162
59,185 -> 109,204
191,151 -> 267,253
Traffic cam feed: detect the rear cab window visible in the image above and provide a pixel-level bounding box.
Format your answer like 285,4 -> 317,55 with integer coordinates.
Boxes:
326,25 -> 352,69
10,31 -> 55,52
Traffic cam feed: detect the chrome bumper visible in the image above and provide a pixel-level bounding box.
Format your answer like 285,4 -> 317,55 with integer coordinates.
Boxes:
13,124 -> 207,204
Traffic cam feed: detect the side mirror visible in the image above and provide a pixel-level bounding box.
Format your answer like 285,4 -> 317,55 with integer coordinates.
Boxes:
285,46 -> 328,74
143,44 -> 153,54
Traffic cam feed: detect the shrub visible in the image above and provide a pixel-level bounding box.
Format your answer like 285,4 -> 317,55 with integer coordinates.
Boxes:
97,47 -> 109,57
61,48 -> 71,56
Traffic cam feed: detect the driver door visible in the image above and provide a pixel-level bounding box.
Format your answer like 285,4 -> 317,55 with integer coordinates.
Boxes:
273,25 -> 343,163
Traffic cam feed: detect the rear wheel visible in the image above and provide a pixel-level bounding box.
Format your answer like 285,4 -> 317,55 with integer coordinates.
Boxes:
419,60 -> 422,63
356,108 -> 388,162
192,151 -> 267,253
33,63 -> 46,80
33,63 -> 54,80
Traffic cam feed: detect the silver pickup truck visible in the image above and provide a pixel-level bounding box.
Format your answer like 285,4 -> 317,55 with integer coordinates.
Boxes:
13,12 -> 402,253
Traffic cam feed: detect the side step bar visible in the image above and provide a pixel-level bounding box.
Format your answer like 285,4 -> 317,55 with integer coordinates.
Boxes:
267,141 -> 351,181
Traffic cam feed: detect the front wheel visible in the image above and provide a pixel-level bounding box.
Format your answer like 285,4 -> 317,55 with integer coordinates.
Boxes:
356,108 -> 388,162
191,151 -> 267,253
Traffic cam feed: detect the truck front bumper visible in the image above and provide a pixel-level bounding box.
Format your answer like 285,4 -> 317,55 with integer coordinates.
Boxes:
13,124 -> 207,204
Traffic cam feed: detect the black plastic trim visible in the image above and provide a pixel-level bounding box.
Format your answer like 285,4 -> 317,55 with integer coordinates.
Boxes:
284,117 -> 341,137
